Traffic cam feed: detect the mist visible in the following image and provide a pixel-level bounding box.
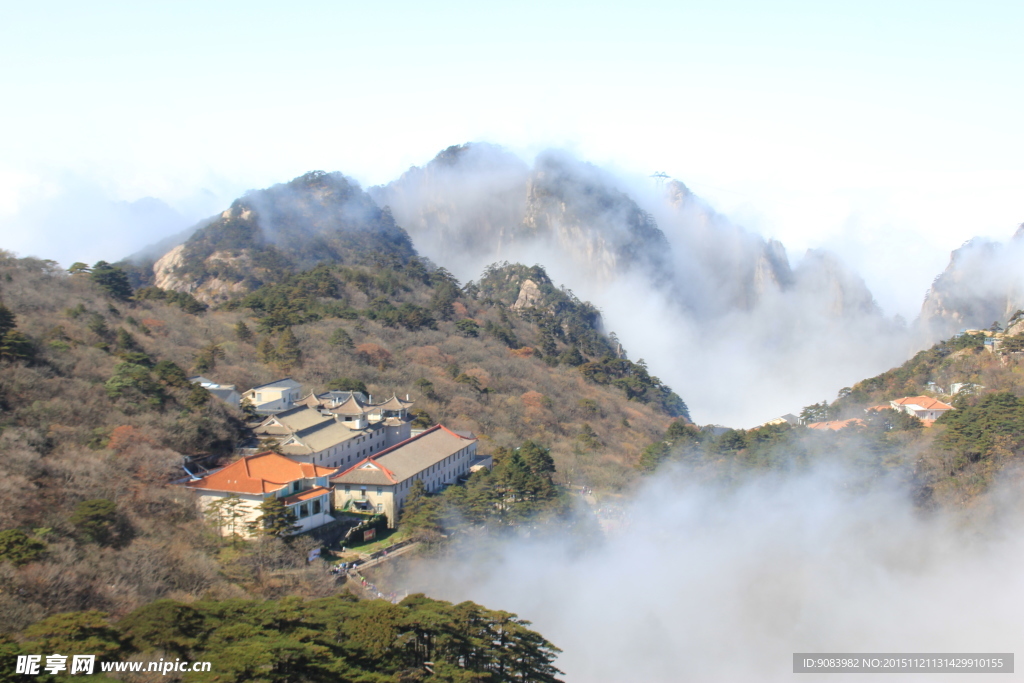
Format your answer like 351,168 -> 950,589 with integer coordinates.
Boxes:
402,463 -> 1024,682
376,144 -> 921,427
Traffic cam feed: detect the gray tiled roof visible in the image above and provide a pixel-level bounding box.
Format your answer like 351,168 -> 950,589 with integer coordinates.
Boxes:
331,425 -> 476,485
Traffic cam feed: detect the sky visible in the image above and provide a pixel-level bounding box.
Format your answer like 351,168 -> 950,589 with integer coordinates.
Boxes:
1,0 -> 1022,318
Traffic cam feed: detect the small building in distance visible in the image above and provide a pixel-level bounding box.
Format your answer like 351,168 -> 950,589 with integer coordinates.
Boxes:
188,375 -> 241,408
186,451 -> 336,536
806,418 -> 866,431
331,425 -> 481,526
241,378 -> 304,415
759,414 -> 799,428
890,396 -> 954,422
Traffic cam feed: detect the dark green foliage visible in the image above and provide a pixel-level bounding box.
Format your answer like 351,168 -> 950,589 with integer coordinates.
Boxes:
579,357 -> 689,417
799,401 -> 831,424
327,377 -> 367,393
16,595 -> 563,683
484,318 -> 519,348
558,346 -> 585,367
234,320 -> 254,342
328,326 -> 353,348
69,499 -> 119,545
0,330 -> 34,362
399,480 -> 443,538
852,332 -> 987,400
938,392 -> 1024,465
410,409 -> 433,429
455,318 -> 480,337
185,383 -> 211,409
250,496 -> 300,538
231,266 -> 347,332
21,610 -> 123,659
134,286 -> 208,313
118,600 -> 205,658
364,297 -> 436,331
152,359 -> 190,387
275,329 -> 302,370
105,362 -> 166,408
256,336 -> 276,364
414,377 -> 438,400
0,302 -> 14,337
89,261 -> 133,300
0,529 -> 46,566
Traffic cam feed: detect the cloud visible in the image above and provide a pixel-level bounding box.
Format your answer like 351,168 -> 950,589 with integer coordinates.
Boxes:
404,463 -> 1024,682
0,171 -> 226,267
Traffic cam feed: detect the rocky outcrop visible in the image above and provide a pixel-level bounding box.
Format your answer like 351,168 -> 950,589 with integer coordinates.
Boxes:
511,279 -> 543,311
919,229 -> 1024,340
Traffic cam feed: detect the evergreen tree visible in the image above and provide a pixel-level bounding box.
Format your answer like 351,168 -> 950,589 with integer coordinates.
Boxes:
251,496 -> 299,538
89,261 -> 133,301
0,301 -> 15,337
235,320 -> 254,343
69,499 -> 119,545
0,330 -> 34,362
328,327 -> 354,349
399,480 -> 442,537
0,529 -> 46,566
256,336 -> 277,365
276,328 -> 302,370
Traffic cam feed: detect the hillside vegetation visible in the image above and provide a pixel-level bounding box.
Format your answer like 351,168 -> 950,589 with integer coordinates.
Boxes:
0,242 -> 684,638
636,329 -> 1024,512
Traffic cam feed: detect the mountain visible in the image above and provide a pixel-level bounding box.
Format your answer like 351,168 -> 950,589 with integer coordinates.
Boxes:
122,144 -> 917,426
149,171 -> 416,304
919,225 -> 1024,340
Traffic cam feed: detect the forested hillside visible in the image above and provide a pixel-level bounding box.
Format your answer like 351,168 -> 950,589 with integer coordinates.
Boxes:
636,326 -> 1024,512
0,241 -> 686,644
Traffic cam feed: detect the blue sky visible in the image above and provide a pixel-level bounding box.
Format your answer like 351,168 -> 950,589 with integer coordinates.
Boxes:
1,0 -> 1021,317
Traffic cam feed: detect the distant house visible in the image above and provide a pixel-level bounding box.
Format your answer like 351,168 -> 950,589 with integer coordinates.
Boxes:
241,378 -> 303,415
759,414 -> 799,428
950,383 -> 983,396
186,451 -> 336,536
188,376 -> 241,408
890,396 -> 954,421
331,425 -> 482,527
807,418 -> 865,431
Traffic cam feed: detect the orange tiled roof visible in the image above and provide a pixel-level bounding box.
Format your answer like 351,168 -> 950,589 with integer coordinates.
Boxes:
807,418 -> 866,431
865,405 -> 891,412
186,451 -> 336,495
280,485 -> 331,505
892,396 -> 954,411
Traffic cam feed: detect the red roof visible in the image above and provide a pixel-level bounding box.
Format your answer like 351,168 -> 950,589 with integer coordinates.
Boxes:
280,486 -> 331,505
807,418 -> 865,431
186,451 -> 336,495
892,396 -> 953,411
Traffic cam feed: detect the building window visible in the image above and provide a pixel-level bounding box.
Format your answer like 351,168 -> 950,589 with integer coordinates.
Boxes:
376,486 -> 382,495
292,481 -> 300,493
312,498 -> 322,514
376,503 -> 383,513
344,484 -> 350,492
298,504 -> 309,518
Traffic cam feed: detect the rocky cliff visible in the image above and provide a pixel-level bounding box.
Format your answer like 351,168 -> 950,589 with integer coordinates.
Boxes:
919,226 -> 1024,339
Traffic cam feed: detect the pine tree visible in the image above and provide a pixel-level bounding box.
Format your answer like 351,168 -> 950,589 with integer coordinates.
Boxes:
275,328 -> 301,370
328,327 -> 354,349
250,496 -> 299,538
235,320 -> 254,343
256,336 -> 277,365
0,301 -> 15,337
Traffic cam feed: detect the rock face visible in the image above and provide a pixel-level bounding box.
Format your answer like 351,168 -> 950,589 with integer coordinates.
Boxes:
919,228 -> 1024,340
148,171 -> 416,303
511,279 -> 543,311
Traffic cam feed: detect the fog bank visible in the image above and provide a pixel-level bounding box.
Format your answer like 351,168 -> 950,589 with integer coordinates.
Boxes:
405,466 -> 1024,682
